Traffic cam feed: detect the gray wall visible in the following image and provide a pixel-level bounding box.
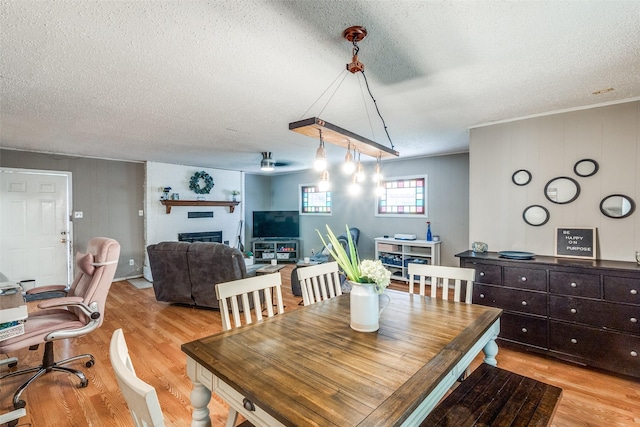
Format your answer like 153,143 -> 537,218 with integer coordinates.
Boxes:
248,153 -> 470,266
469,100 -> 639,262
0,149 -> 145,279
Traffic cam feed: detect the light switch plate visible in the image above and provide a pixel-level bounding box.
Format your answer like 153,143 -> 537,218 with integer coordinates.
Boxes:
74,211 -> 83,218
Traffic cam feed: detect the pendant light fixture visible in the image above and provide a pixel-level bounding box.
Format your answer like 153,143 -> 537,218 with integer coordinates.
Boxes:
314,130 -> 327,171
342,142 -> 355,174
355,151 -> 365,182
318,169 -> 331,191
289,25 -> 399,173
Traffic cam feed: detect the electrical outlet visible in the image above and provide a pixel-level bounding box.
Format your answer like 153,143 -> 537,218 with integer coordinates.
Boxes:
129,259 -> 134,266
138,210 -> 144,216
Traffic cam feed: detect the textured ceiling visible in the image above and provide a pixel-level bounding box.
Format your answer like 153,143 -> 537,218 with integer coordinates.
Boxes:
1,1 -> 640,173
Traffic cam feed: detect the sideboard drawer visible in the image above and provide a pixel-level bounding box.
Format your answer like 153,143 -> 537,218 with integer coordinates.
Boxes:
549,295 -> 640,334
466,262 -> 501,285
499,312 -> 548,348
549,321 -> 640,378
474,284 -> 546,316
504,267 -> 547,291
604,276 -> 640,305
549,271 -> 600,298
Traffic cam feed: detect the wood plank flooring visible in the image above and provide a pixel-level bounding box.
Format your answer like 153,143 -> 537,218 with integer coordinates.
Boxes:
1,265 -> 638,426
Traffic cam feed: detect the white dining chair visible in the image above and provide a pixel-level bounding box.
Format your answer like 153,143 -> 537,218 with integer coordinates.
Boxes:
216,272 -> 284,331
216,274 -> 284,426
296,261 -> 343,306
109,328 -> 165,427
407,264 -> 475,303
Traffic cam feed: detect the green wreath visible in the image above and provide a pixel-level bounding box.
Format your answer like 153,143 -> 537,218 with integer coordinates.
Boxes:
189,171 -> 214,194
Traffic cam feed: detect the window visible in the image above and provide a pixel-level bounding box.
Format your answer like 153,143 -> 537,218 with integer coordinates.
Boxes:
300,185 -> 332,215
375,175 -> 427,217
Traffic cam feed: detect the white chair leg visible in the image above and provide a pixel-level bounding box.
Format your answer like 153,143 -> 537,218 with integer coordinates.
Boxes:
226,408 -> 239,427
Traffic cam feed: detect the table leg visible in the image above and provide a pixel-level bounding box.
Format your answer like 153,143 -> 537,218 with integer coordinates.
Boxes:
189,379 -> 212,427
482,321 -> 500,366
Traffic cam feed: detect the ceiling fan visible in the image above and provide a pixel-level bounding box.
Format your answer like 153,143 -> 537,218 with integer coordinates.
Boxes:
260,152 -> 293,171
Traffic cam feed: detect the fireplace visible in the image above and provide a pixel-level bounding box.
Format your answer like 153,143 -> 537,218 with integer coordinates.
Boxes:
177,231 -> 223,243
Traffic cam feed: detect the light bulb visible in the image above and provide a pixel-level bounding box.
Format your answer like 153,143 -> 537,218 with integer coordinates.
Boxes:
343,149 -> 355,174
318,170 -> 330,191
371,162 -> 382,182
314,142 -> 327,171
356,162 -> 365,182
349,174 -> 361,195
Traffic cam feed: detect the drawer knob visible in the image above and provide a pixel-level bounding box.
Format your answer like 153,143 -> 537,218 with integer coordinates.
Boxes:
631,318 -> 638,323
480,294 -> 485,299
631,289 -> 638,295
480,272 -> 485,277
570,308 -> 577,314
243,398 -> 255,412
521,328 -> 528,333
631,351 -> 638,357
521,301 -> 527,306
521,276 -> 527,282
570,282 -> 577,288
571,338 -> 577,344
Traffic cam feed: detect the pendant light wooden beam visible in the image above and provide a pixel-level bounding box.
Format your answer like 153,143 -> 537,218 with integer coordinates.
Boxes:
289,117 -> 399,159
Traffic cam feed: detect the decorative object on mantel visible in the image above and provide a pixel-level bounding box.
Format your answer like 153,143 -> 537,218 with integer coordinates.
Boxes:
160,200 -> 239,214
161,186 -> 172,200
231,190 -> 240,202
317,224 -> 391,332
189,171 -> 214,195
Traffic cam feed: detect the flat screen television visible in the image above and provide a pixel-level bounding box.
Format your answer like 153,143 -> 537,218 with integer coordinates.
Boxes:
252,210 -> 300,239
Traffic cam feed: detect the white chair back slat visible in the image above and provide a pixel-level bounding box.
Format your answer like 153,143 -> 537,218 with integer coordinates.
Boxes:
296,262 -> 343,306
216,273 -> 284,331
408,264 -> 475,304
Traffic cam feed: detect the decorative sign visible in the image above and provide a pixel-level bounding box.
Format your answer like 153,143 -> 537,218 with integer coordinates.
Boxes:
554,227 -> 597,260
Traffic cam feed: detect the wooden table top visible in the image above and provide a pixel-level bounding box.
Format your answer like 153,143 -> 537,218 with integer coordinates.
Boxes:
182,289 -> 502,427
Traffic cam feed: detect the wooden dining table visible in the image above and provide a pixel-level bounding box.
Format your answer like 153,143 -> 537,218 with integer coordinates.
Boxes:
181,289 -> 502,427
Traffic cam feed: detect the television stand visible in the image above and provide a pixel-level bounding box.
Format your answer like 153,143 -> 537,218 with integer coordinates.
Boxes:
252,239 -> 299,263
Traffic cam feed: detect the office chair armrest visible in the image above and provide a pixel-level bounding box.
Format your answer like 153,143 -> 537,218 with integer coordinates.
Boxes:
37,296 -> 84,310
26,285 -> 68,295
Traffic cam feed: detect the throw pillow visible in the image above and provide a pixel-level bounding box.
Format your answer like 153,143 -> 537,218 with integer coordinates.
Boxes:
76,252 -> 95,275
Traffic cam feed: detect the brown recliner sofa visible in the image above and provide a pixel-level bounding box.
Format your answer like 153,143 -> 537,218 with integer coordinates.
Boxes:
147,241 -> 253,309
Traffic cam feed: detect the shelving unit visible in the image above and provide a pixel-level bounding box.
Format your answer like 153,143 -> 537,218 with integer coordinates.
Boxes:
252,239 -> 299,263
375,237 -> 441,282
160,200 -> 239,214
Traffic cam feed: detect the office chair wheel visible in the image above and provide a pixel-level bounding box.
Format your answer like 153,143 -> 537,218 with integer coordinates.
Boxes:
8,419 -> 19,427
85,359 -> 94,368
13,399 -> 26,410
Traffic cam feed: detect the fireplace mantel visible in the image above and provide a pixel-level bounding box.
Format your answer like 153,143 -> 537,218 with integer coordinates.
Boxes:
160,200 -> 240,214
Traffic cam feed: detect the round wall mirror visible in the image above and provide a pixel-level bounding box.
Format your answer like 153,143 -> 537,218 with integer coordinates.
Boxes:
523,205 -> 550,226
512,169 -> 532,186
600,194 -> 635,219
544,176 -> 580,204
574,159 -> 599,177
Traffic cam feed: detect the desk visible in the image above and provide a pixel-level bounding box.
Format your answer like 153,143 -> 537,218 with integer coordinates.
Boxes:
182,289 -> 502,427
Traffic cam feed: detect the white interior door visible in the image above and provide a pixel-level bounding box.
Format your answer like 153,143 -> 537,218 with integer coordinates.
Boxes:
0,168 -> 71,288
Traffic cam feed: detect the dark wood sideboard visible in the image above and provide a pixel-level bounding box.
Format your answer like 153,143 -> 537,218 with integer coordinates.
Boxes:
456,250 -> 639,379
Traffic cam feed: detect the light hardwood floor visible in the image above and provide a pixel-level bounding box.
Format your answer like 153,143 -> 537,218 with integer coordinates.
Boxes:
1,265 -> 638,426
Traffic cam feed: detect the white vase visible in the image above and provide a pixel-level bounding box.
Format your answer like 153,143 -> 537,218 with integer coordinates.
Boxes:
349,282 -> 390,332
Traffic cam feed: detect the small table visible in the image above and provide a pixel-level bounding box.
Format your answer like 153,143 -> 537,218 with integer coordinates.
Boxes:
255,264 -> 286,275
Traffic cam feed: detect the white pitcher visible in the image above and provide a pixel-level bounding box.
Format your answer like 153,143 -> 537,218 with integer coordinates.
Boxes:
349,282 -> 391,332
